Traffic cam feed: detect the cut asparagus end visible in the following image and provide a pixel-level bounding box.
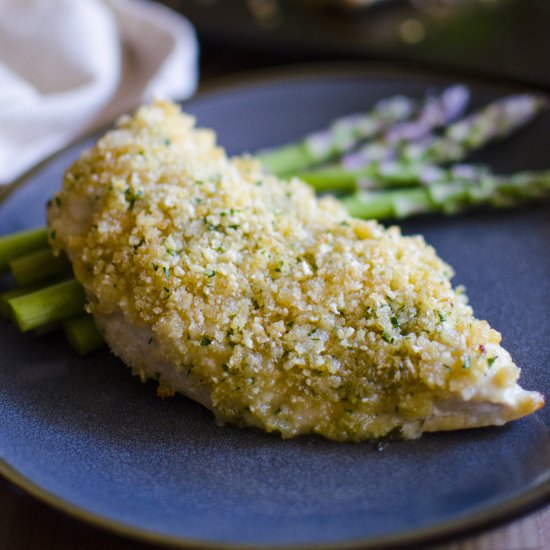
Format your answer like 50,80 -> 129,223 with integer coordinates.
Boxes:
8,279 -> 86,332
1,285 -> 45,320
9,247 -> 72,286
64,314 -> 105,355
0,227 -> 49,271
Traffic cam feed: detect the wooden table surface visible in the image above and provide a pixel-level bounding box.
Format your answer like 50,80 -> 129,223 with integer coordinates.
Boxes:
1,474 -> 548,550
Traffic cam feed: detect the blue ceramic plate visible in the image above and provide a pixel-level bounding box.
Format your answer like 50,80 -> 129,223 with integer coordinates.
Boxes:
1,65 -> 549,549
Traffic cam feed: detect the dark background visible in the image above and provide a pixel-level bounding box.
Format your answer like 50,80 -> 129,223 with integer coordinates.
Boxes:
163,0 -> 550,90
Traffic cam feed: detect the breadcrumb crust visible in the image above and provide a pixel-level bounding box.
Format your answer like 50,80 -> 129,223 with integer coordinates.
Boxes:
47,101 -> 543,440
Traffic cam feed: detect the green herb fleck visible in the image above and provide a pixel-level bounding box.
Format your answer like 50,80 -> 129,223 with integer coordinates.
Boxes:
205,270 -> 217,278
133,237 -> 146,253
162,266 -> 170,277
124,188 -> 143,210
200,337 -> 212,347
487,356 -> 497,367
438,311 -> 446,323
382,333 -> 394,344
390,316 -> 400,329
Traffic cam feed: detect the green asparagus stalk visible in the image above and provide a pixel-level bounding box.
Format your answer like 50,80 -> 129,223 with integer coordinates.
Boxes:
8,279 -> 86,332
401,94 -> 548,165
0,227 -> 49,271
340,84 -> 470,169
257,94 -> 417,175
296,166 -> 365,193
64,315 -> 105,355
296,162 -> 423,192
0,284 -> 44,320
297,161 -> 491,192
9,248 -> 71,286
297,94 -> 547,191
342,169 -> 550,219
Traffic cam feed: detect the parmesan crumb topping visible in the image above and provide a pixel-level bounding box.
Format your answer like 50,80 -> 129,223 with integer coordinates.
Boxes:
47,100 -> 542,440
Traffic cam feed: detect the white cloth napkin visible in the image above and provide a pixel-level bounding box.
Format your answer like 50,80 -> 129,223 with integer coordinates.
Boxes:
0,0 -> 198,186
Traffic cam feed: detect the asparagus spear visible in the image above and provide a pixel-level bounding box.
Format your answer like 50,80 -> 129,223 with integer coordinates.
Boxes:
297,93 -> 547,191
341,84 -> 470,169
0,227 -> 49,271
257,94 -> 417,175
401,93 -> 548,165
8,279 -> 86,332
297,161 -> 491,192
342,169 -> 550,219
64,315 -> 105,355
9,248 -> 71,286
0,284 -> 44,320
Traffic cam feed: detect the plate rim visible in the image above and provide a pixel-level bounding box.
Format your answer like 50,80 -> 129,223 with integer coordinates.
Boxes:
1,61 -> 549,549
2,458 -> 549,550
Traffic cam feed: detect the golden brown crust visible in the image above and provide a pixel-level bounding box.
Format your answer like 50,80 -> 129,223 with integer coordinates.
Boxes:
47,100 -> 543,440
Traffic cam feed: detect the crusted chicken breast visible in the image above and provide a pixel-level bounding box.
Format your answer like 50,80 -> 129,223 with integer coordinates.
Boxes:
47,101 -> 543,441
